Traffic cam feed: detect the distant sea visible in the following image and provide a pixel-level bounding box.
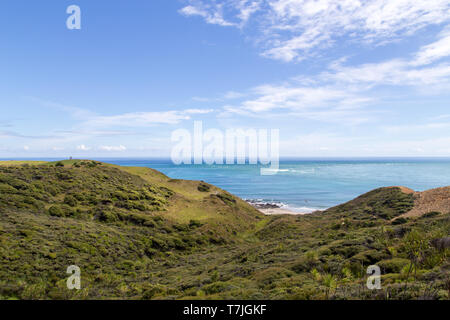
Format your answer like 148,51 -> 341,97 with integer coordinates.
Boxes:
96,158 -> 450,213
5,158 -> 450,213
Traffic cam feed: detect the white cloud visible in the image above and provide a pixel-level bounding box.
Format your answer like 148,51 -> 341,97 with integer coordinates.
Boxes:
31,97 -> 211,129
180,0 -> 450,62
184,108 -> 215,114
221,81 -> 375,125
179,4 -> 235,27
23,146 -> 29,151
76,144 -> 91,151
192,91 -> 246,103
382,122 -> 450,134
236,0 -> 261,24
83,111 -> 193,128
14,98 -> 216,153
241,84 -> 364,112
412,27 -> 450,66
325,59 -> 450,86
223,91 -> 245,99
220,41 -> 450,121
99,145 -> 127,152
179,1 -> 262,27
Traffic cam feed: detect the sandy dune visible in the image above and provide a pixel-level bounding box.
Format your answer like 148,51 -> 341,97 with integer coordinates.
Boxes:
402,186 -> 450,218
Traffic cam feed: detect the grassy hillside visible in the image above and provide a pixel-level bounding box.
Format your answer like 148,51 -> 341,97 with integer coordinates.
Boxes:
0,161 -> 448,300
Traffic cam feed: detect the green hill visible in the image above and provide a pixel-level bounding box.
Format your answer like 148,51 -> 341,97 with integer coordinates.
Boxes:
0,161 -> 448,300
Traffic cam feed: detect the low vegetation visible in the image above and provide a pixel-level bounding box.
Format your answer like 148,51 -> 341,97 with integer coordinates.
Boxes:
0,161 -> 448,300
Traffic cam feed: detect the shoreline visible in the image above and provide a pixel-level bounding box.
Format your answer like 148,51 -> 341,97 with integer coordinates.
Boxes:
246,200 -> 319,215
257,207 -> 310,215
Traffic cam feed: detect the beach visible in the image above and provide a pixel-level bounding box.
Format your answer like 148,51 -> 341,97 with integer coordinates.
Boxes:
246,200 -> 314,215
256,207 -> 309,215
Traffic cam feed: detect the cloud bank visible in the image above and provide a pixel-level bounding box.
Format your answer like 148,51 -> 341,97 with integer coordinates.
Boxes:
180,0 -> 450,62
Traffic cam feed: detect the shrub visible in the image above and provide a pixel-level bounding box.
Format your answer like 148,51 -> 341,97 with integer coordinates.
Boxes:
23,196 -> 36,205
389,226 -> 411,238
392,217 -> 408,225
377,258 -> 410,273
64,195 -> 77,207
253,267 -> 294,289
45,185 -> 59,196
216,193 -> 236,206
55,162 -> 64,167
98,210 -> 119,223
113,191 -> 128,201
351,249 -> 389,265
0,183 -> 17,194
73,193 -> 85,201
87,161 -> 98,168
9,179 -> 28,190
62,204 -> 75,216
202,281 -> 235,295
198,183 -> 210,192
48,205 -> 64,217
421,211 -> 441,219
132,202 -> 148,212
142,284 -> 167,300
291,253 -> 319,273
189,219 -> 203,228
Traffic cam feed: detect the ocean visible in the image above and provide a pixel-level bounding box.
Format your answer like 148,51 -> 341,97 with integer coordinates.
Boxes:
102,158 -> 450,213
5,158 -> 450,213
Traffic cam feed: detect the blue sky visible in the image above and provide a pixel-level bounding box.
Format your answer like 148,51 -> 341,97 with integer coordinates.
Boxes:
1,0 -> 450,158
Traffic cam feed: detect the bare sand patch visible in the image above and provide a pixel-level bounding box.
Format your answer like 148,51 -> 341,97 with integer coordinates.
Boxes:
402,186 -> 450,218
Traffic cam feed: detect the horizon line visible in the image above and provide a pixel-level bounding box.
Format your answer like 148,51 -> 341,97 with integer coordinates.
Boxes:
2,156 -> 450,161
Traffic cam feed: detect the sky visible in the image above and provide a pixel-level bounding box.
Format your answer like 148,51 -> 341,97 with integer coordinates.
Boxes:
1,0 -> 450,158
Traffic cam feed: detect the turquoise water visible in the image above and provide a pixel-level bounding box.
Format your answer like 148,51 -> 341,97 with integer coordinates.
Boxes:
102,158 -> 450,213
5,158 -> 450,213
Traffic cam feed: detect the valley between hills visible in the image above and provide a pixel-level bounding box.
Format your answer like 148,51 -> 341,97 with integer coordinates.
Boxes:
0,160 -> 448,300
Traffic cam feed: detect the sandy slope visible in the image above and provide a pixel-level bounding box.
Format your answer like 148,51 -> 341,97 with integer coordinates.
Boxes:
402,186 -> 450,218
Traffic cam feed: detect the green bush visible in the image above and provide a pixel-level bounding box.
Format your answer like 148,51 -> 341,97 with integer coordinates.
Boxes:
113,191 -> 128,201
87,161 -> 98,168
202,281 -> 235,295
198,183 -> 210,192
48,205 -> 64,217
378,258 -> 410,273
0,183 -> 17,194
45,185 -> 59,196
291,255 -> 319,273
421,212 -> 441,219
216,193 -> 236,206
351,249 -> 389,265
392,217 -> 408,225
98,210 -> 119,223
189,220 -> 203,228
64,195 -> 77,207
